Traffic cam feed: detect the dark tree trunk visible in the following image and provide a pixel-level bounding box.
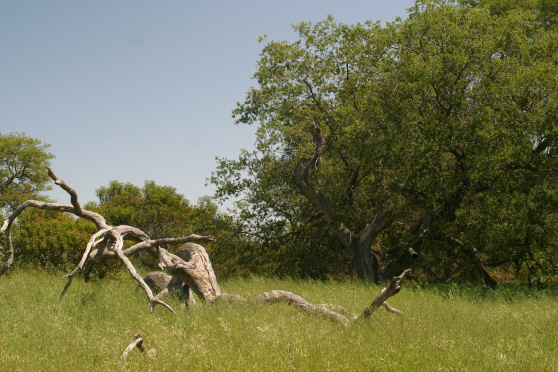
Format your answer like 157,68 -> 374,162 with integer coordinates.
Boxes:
351,240 -> 378,283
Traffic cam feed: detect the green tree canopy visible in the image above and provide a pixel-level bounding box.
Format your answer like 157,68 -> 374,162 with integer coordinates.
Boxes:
89,180 -> 190,238
0,132 -> 54,214
212,0 -> 558,284
12,208 -> 97,270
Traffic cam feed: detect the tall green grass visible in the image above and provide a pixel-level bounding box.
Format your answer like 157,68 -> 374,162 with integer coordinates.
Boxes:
0,270 -> 556,371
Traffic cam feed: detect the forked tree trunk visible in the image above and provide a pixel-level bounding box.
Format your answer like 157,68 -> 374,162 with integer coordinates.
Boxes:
292,121 -> 393,283
351,240 -> 380,283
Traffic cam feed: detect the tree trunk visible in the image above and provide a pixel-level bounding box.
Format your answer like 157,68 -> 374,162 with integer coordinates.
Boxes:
351,240 -> 378,283
292,121 -> 393,283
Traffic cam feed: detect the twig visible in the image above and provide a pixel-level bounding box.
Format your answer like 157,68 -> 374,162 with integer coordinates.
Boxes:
121,333 -> 145,362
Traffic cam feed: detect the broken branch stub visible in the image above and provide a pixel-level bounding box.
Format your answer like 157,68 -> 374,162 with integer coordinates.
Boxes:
121,334 -> 145,362
355,269 -> 411,321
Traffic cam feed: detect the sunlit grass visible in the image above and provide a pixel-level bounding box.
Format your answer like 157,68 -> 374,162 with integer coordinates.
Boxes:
0,270 -> 556,371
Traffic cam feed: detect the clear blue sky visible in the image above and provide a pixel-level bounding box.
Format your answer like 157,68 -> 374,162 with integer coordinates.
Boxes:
1,0 -> 415,207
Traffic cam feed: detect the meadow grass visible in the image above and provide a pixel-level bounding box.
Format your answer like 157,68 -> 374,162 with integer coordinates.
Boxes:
0,269 -> 556,371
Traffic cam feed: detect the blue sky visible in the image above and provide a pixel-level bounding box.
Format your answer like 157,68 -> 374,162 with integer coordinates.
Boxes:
1,0 -> 415,207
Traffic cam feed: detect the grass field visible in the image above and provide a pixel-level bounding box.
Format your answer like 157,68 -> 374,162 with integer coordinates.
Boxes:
0,269 -> 556,371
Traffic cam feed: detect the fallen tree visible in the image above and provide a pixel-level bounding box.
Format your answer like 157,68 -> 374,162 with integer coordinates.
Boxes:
0,168 -> 410,324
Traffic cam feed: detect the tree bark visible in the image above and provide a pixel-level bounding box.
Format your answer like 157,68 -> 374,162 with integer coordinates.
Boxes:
256,269 -> 411,325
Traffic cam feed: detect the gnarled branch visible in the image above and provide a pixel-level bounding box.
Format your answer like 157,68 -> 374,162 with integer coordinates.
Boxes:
254,271 -> 411,326
3,168 -> 411,322
121,334 -> 145,362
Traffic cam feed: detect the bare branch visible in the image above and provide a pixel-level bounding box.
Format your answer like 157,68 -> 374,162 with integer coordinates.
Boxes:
47,167 -> 82,215
122,235 -> 216,256
0,224 -> 14,275
382,301 -> 404,315
121,334 -> 145,362
255,290 -> 351,326
1,200 -> 107,233
115,245 -> 176,314
254,273 -> 410,326
65,229 -> 109,278
355,269 -> 411,321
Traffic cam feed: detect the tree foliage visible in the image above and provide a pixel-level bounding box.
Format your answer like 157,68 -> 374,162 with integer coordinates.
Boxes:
212,0 -> 558,284
11,208 -> 97,270
0,132 -> 54,214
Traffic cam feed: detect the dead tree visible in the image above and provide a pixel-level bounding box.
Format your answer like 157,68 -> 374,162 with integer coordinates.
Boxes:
0,168 -> 411,324
142,271 -> 196,307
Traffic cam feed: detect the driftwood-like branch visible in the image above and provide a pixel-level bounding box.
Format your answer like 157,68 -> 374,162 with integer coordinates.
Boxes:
0,169 -> 217,313
121,333 -> 145,362
114,241 -> 175,314
157,243 -> 222,302
0,224 -> 14,275
355,269 -> 411,321
254,271 -> 411,326
122,235 -> 216,257
256,290 -> 352,326
382,301 -> 404,315
47,167 -> 83,215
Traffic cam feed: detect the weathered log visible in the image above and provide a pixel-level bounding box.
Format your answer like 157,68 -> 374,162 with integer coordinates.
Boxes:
143,271 -> 173,293
209,293 -> 249,304
254,270 -> 410,326
355,269 -> 411,321
1,168 -> 410,321
171,243 -> 221,301
256,290 -> 352,326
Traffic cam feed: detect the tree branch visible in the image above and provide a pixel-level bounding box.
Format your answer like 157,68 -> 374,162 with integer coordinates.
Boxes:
255,270 -> 410,326
359,210 -> 393,248
47,167 -> 82,215
121,334 -> 145,362
355,269 -> 411,320
292,120 -> 356,247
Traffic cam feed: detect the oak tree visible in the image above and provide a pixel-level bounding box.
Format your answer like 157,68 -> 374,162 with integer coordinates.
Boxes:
212,0 -> 558,284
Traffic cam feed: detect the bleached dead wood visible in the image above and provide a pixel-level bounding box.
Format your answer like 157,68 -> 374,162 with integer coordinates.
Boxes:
254,269 -> 411,326
143,271 -> 196,307
0,169 -> 214,313
143,271 -> 173,293
354,269 -> 411,321
1,168 -> 411,322
121,333 -> 145,362
255,290 -> 352,326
